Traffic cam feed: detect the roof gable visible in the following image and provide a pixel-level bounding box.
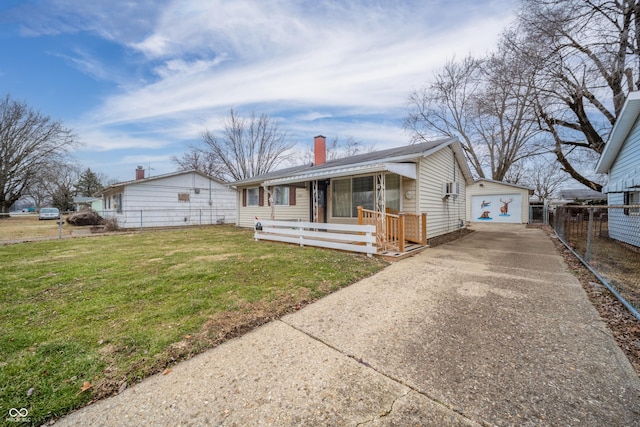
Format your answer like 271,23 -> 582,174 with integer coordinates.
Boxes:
100,170 -> 226,194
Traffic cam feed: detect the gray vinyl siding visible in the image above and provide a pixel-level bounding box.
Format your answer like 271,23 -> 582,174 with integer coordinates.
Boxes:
606,193 -> 640,247
606,125 -> 640,245
418,147 -> 466,239
608,118 -> 640,181
237,187 -> 310,228
401,177 -> 417,213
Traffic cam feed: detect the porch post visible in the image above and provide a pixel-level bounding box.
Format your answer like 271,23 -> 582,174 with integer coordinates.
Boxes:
376,174 -> 386,249
398,213 -> 405,253
312,180 -> 319,223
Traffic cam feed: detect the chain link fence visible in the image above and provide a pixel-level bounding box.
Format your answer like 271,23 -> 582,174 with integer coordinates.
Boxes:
0,208 -> 237,243
102,207 -> 236,230
554,205 -> 640,319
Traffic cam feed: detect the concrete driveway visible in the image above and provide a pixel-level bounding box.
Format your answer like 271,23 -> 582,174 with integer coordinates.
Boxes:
55,224 -> 640,426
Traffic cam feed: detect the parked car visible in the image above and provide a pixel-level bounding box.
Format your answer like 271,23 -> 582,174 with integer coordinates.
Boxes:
39,207 -> 60,220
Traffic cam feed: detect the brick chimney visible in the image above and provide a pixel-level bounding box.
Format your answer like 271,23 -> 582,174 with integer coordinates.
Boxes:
135,166 -> 145,180
314,135 -> 326,166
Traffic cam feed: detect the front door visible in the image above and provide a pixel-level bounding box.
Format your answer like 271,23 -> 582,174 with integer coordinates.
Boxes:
311,180 -> 327,223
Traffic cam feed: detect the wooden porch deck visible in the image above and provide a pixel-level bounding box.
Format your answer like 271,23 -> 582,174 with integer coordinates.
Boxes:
357,207 -> 428,259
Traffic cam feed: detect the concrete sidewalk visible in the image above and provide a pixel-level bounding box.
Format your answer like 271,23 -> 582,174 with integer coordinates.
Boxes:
55,225 -> 640,426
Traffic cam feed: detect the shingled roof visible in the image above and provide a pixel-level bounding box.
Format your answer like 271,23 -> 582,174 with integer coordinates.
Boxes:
232,137 -> 472,186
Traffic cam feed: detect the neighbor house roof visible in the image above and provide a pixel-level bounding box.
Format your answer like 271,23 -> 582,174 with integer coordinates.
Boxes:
232,137 -> 473,187
73,196 -> 99,204
556,188 -> 606,201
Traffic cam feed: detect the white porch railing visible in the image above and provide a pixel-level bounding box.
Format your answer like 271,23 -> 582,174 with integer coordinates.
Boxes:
254,219 -> 377,257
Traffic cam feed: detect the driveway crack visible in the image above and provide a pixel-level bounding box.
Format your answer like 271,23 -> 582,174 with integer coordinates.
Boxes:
281,319 -> 485,426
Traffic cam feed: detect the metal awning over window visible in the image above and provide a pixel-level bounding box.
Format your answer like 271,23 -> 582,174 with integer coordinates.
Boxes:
602,168 -> 640,193
262,162 -> 417,186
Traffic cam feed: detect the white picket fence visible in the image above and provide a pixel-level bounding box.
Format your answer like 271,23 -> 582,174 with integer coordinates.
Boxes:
254,219 -> 377,256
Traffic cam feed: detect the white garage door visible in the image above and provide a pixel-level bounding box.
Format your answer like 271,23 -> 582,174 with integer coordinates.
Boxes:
471,194 -> 522,223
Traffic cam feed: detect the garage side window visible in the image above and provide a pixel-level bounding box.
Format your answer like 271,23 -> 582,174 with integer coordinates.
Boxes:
624,191 -> 640,216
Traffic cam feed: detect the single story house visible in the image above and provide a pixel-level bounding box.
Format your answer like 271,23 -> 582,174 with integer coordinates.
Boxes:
99,168 -> 237,228
466,179 -> 533,224
232,135 -> 473,250
72,196 -> 103,213
595,91 -> 640,247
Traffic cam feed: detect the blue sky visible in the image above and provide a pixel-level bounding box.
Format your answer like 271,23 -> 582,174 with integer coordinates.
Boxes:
0,0 -> 517,182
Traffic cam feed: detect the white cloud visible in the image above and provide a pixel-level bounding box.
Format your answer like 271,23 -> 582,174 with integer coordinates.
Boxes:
88,2 -> 515,126
11,0 -> 518,164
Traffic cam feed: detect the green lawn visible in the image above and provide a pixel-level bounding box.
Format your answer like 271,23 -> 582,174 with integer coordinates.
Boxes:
0,226 -> 386,425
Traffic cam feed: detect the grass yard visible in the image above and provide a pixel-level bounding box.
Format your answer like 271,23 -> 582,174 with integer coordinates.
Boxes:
0,214 -> 82,242
0,225 -> 387,425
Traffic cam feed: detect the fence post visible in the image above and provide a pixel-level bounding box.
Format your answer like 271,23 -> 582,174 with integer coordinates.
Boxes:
585,208 -> 594,262
398,214 -> 405,253
59,216 -> 63,239
421,213 -> 427,244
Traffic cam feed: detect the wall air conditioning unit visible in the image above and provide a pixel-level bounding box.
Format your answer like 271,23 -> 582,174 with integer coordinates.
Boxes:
442,182 -> 459,198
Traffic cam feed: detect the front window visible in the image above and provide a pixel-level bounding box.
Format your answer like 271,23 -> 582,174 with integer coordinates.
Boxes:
273,186 -> 289,206
385,174 -> 400,212
332,175 -> 391,218
247,188 -> 259,206
332,179 -> 351,217
351,176 -> 374,216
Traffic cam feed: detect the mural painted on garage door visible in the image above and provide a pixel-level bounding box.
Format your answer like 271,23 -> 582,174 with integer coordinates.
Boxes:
471,194 -> 522,223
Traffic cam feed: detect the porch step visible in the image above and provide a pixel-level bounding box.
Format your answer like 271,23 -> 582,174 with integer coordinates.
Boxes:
379,243 -> 429,261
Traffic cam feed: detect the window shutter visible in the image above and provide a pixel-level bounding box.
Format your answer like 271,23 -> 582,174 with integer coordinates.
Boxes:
242,189 -> 246,207
289,186 -> 296,205
259,187 -> 264,206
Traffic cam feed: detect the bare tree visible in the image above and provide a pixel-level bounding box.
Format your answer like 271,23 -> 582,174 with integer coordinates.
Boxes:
506,0 -> 640,191
405,53 -> 542,181
300,136 -> 375,164
171,148 -> 226,178
26,161 -> 80,211
49,162 -> 81,211
199,109 -> 294,182
523,156 -> 567,201
0,94 -> 76,214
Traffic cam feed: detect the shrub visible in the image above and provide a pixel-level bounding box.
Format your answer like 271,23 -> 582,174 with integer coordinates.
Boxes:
66,210 -> 105,226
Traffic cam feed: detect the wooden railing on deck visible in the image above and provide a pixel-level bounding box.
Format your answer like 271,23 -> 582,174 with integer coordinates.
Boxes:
358,207 -> 427,252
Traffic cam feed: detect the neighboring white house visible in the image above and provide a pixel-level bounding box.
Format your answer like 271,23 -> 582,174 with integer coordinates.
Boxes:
466,179 -> 533,224
595,91 -> 640,247
232,135 -> 473,248
72,196 -> 103,213
100,168 -> 237,228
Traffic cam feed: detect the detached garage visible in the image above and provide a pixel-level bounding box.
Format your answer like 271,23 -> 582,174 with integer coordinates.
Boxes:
466,179 -> 533,224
